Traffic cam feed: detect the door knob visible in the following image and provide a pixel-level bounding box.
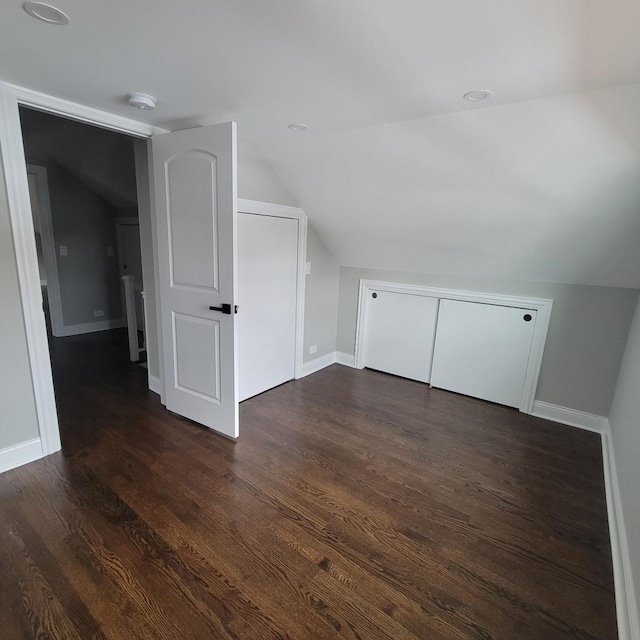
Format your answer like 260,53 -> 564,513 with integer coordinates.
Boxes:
209,303 -> 238,314
523,313 -> 532,322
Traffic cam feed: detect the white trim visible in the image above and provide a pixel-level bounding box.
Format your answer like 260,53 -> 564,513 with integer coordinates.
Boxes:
602,432 -> 640,640
135,139 -> 165,403
300,351 -> 337,378
0,438 -> 44,474
298,351 -> 358,377
57,318 -> 126,337
354,280 -> 553,414
237,198 -> 305,219
26,164 -> 65,336
336,351 -> 356,367
0,83 -> 61,455
148,374 -> 162,395
236,198 -> 308,381
7,83 -> 168,138
531,400 -> 609,434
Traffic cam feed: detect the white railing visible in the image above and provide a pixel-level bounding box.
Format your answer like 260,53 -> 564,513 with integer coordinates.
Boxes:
121,275 -> 146,362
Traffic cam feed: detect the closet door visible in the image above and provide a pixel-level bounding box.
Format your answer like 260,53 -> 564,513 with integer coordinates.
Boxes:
237,213 -> 298,401
364,290 -> 439,383
431,299 -> 536,408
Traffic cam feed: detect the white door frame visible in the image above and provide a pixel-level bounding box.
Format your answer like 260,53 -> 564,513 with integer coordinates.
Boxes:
0,80 -> 168,457
354,279 -> 553,414
237,198 -> 308,380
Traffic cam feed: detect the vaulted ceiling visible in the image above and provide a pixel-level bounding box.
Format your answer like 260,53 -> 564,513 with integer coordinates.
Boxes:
2,1 -> 640,286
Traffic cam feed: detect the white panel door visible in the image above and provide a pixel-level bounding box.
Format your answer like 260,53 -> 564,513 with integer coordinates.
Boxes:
237,213 -> 298,401
152,122 -> 239,438
431,299 -> 536,408
364,290 -> 439,383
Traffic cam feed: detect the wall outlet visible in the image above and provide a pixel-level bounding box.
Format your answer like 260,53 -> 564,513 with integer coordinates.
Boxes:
59,245 -> 68,256
305,262 -> 311,275
106,246 -> 114,256
309,344 -> 318,355
93,310 -> 104,318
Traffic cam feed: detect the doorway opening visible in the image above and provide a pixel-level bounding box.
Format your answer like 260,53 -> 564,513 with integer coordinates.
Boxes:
19,106 -> 154,441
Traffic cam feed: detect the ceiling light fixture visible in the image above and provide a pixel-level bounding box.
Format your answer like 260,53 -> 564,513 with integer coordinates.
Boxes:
463,90 -> 493,102
127,93 -> 157,110
23,1 -> 69,25
288,123 -> 308,132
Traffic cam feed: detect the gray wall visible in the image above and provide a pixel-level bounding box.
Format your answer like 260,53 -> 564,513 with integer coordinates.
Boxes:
0,154 -> 40,450
337,267 -> 639,416
20,108 -> 138,208
41,164 -> 123,326
609,297 -> 640,611
21,109 -> 137,331
303,225 -> 340,362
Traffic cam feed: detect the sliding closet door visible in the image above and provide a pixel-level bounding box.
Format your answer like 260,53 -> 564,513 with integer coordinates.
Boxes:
363,290 -> 439,383
431,299 -> 536,408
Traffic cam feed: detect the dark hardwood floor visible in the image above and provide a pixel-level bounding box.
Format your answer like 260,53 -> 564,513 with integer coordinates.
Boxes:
0,329 -> 617,639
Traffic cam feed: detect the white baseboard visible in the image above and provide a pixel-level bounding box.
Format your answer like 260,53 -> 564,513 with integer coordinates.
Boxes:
531,400 -> 609,434
300,351 -> 337,378
57,318 -> 126,337
602,434 -> 640,640
531,401 -> 637,637
148,374 -> 161,395
298,351 -> 357,378
335,351 -> 356,367
0,438 -> 43,473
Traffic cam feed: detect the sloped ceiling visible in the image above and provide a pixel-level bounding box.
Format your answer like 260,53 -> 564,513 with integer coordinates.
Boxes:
1,0 -> 640,286
268,84 -> 640,288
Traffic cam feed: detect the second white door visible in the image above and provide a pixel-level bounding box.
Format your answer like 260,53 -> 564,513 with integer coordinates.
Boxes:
430,299 -> 536,408
237,213 -> 299,401
363,290 -> 439,383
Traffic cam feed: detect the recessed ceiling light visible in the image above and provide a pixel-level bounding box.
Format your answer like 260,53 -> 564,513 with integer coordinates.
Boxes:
23,2 -> 69,25
288,123 -> 308,132
127,93 -> 157,110
463,90 -> 493,102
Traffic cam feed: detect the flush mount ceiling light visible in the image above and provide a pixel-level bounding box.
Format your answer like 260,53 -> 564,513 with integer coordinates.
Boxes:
127,93 -> 157,110
23,2 -> 69,25
463,90 -> 493,102
288,123 -> 308,131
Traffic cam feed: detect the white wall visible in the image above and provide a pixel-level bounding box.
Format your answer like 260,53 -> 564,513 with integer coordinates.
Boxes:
238,138 -> 298,207
337,267 -> 639,417
0,147 -> 40,451
268,84 -> 640,290
609,297 -> 640,616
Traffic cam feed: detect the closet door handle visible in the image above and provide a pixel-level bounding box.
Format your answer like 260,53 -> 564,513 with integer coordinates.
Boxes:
209,303 -> 238,314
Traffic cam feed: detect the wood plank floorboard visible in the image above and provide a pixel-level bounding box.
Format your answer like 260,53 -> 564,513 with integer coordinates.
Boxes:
0,329 -> 617,639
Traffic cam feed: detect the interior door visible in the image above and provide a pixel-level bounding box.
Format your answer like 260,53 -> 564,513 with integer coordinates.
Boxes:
152,122 -> 239,438
364,290 -> 439,383
237,213 -> 298,401
430,299 -> 536,408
